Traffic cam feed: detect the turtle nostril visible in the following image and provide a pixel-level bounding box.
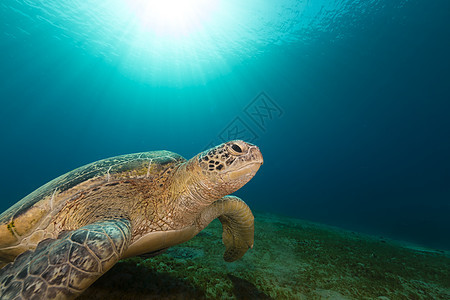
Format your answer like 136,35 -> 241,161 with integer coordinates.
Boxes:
231,144 -> 242,153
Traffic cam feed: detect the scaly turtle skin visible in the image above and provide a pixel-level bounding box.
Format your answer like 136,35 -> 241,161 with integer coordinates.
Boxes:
0,140 -> 263,299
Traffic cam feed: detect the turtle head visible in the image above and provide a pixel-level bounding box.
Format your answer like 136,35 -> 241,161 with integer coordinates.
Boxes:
194,140 -> 263,196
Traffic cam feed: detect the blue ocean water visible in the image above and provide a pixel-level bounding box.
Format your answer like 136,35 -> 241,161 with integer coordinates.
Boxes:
0,0 -> 449,251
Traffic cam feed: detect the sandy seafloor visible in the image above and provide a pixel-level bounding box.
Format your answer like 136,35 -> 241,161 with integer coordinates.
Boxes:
79,212 -> 449,299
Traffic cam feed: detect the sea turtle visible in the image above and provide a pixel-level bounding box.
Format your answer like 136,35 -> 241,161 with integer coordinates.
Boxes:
0,140 -> 263,299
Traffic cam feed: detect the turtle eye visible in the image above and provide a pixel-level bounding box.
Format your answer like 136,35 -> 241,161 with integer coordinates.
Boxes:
229,142 -> 245,155
227,141 -> 249,155
232,144 -> 242,153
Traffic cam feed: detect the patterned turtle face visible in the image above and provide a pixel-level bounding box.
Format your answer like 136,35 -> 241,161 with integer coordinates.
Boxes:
198,141 -> 263,192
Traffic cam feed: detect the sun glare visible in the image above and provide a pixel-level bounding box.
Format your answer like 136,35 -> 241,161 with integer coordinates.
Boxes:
125,0 -> 220,37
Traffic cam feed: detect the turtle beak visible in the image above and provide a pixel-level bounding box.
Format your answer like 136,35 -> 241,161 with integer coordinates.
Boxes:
225,163 -> 261,181
250,145 -> 263,166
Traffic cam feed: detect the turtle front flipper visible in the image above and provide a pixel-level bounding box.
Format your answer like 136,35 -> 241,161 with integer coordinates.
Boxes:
198,196 -> 254,262
0,219 -> 131,299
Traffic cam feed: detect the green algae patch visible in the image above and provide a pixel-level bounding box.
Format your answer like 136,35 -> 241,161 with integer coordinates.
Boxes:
80,212 -> 450,299
6,221 -> 15,230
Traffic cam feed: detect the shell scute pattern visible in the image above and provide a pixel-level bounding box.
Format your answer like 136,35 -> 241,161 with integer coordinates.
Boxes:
85,231 -> 115,260
67,267 -> 91,291
69,243 -> 99,273
41,263 -> 69,286
2,281 -> 21,298
48,240 -> 71,265
0,151 -> 184,254
70,230 -> 88,245
0,219 -> 132,298
101,222 -> 129,254
29,255 -> 49,275
1,273 -> 13,287
22,276 -> 46,298
16,265 -> 28,280
1,151 -> 183,225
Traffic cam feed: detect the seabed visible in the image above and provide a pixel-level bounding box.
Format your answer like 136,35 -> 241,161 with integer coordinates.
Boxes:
80,212 -> 450,299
